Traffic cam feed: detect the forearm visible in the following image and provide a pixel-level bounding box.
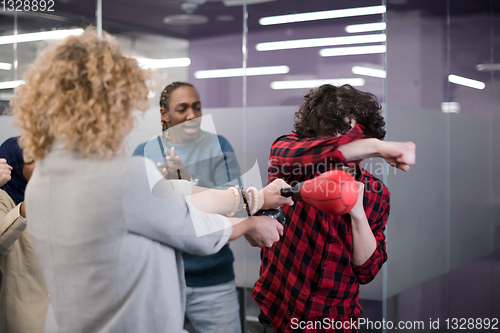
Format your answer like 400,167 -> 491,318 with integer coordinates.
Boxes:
190,186 -> 235,215
227,217 -> 252,243
339,139 -> 416,171
0,203 -> 27,254
350,213 -> 377,266
338,138 -> 381,162
269,126 -> 366,180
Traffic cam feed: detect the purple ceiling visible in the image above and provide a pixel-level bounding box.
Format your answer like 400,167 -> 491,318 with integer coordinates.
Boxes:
48,0 -> 499,40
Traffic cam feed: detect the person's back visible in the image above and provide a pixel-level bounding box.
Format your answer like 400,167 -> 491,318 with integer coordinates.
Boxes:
0,137 -> 48,333
27,147 -> 197,332
13,28 -> 290,333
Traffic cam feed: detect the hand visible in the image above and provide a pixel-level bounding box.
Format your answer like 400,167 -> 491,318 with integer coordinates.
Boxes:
157,147 -> 193,180
377,141 -> 416,171
0,158 -> 12,187
348,182 -> 365,221
244,215 -> 284,248
260,179 -> 294,210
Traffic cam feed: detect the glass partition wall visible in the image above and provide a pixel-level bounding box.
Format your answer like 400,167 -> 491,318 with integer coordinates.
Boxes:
0,1 -> 498,332
239,1 -> 387,331
385,1 -> 500,331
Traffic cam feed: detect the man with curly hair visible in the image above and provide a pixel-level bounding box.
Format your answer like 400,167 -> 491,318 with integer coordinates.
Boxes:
251,84 -> 416,333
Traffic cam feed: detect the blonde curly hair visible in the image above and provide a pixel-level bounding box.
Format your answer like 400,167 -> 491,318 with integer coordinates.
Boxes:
12,28 -> 150,160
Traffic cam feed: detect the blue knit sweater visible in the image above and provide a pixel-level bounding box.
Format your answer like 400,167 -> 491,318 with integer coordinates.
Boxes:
133,131 -> 241,287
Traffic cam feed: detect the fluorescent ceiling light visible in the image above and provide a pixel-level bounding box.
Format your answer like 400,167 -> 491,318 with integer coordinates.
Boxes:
223,0 -> 277,6
448,74 -> 485,90
0,80 -> 23,90
194,65 -> 289,79
0,62 -> 12,70
345,22 -> 386,33
320,45 -> 386,57
352,66 -> 386,78
135,57 -> 191,69
256,34 -> 386,51
259,5 -> 386,25
271,78 -> 365,90
0,92 -> 14,101
476,63 -> 500,71
441,102 -> 460,113
0,28 -> 84,45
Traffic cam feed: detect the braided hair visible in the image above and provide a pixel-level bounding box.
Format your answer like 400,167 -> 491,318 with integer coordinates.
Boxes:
159,81 -> 194,131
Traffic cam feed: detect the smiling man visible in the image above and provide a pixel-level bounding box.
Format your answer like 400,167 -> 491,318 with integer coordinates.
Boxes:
133,81 -> 244,333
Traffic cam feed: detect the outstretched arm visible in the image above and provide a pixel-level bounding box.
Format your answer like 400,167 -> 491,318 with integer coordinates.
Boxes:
189,178 -> 294,215
268,125 -> 416,183
338,139 -> 416,171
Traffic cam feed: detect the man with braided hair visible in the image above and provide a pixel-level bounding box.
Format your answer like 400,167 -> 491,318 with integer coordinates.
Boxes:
134,82 -> 244,333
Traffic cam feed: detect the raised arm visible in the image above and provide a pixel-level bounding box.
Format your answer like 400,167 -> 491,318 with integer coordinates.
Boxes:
0,159 -> 12,187
269,125 -> 366,182
350,180 -> 390,284
0,191 -> 26,255
338,139 -> 416,172
269,125 -> 416,183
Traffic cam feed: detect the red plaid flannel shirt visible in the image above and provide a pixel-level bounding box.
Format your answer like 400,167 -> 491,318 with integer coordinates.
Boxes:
252,125 -> 390,333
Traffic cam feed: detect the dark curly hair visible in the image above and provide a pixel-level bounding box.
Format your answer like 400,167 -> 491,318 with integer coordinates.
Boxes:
159,81 -> 194,131
293,84 -> 386,139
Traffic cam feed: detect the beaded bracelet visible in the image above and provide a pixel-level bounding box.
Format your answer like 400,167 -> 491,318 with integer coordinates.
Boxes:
246,186 -> 259,215
241,188 -> 252,217
227,187 -> 240,217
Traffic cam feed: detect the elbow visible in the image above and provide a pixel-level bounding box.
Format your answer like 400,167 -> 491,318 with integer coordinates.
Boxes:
183,236 -> 223,256
0,244 -> 14,255
357,274 -> 375,285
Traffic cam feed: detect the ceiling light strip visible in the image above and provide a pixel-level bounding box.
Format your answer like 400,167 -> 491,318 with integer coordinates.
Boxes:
345,22 -> 386,33
0,62 -> 12,70
135,57 -> 191,69
194,65 -> 289,79
0,80 -> 23,90
0,28 -> 84,45
448,74 -> 485,90
259,5 -> 386,25
270,78 -> 365,90
320,45 -> 386,57
352,66 -> 386,78
256,34 -> 386,51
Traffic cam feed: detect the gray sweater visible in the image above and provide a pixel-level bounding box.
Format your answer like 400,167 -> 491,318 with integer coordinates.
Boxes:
25,141 -> 231,333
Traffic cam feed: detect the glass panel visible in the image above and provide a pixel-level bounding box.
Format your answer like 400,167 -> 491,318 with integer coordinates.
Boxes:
385,0 -> 500,330
244,0 -> 386,330
385,0 -> 451,326
101,2 -> 248,332
2,1 -> 497,331
0,12 -> 90,142
448,0 -> 499,322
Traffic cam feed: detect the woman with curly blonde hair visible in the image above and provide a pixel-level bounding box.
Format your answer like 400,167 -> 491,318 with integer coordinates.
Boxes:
12,29 -> 289,333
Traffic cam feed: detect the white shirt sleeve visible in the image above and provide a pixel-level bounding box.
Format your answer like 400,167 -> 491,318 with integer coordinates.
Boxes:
122,157 -> 232,256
